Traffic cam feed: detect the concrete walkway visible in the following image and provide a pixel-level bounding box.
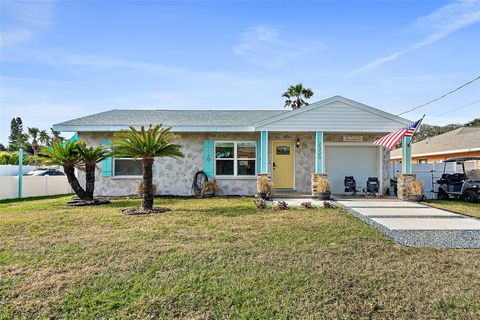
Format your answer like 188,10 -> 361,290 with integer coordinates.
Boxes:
335,198 -> 480,248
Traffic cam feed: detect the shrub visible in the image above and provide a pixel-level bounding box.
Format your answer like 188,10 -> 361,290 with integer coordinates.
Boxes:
407,179 -> 424,196
301,201 -> 313,209
323,201 -> 336,209
277,201 -> 289,210
257,175 -> 274,196
253,198 -> 267,209
201,179 -> 221,197
312,175 -> 330,193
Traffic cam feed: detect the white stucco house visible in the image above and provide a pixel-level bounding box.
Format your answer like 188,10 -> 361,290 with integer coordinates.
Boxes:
53,96 -> 411,196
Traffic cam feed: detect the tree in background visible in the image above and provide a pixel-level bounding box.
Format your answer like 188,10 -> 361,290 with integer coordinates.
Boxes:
50,128 -> 64,143
282,83 -> 314,110
0,144 -> 6,151
39,130 -> 51,147
465,118 -> 480,127
8,117 -> 24,151
27,127 -> 40,165
112,125 -> 183,211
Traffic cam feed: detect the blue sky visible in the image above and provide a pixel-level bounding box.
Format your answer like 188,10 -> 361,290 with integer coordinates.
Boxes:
1,0 -> 479,144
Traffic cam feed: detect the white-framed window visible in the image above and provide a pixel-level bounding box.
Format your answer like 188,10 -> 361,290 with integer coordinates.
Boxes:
113,158 -> 142,176
418,158 -> 428,164
214,141 -> 256,176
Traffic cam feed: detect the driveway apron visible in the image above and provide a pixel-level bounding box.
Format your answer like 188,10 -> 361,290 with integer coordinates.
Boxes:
335,198 -> 480,248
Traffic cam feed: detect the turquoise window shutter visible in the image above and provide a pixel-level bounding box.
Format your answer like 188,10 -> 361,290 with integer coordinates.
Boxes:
256,139 -> 261,174
203,139 -> 214,178
101,138 -> 112,177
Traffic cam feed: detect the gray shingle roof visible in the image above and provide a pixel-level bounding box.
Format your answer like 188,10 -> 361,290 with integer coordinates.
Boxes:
54,109 -> 288,127
391,127 -> 480,158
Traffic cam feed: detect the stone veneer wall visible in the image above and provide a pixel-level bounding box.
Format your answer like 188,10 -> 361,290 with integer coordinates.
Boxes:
77,131 -> 390,196
267,132 -> 315,193
78,132 -> 259,196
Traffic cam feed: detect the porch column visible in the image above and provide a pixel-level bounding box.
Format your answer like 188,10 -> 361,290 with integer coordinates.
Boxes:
401,136 -> 412,174
315,131 -> 324,173
260,131 -> 269,173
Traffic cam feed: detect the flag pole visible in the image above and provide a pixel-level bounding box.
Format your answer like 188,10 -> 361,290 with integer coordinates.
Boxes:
408,114 -> 425,147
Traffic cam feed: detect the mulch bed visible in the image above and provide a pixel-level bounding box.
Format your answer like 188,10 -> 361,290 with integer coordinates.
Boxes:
66,199 -> 111,207
122,207 -> 171,215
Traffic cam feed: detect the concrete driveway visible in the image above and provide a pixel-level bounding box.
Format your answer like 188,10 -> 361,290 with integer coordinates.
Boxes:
335,198 -> 480,248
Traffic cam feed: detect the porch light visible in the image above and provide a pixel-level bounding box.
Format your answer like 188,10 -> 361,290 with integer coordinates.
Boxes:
296,138 -> 300,148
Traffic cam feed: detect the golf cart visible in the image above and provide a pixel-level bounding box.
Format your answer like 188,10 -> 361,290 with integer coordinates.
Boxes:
436,157 -> 480,203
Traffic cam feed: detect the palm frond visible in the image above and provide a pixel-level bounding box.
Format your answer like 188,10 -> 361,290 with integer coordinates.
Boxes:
112,125 -> 184,160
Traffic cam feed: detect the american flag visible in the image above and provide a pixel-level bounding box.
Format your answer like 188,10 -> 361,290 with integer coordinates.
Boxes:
374,118 -> 423,149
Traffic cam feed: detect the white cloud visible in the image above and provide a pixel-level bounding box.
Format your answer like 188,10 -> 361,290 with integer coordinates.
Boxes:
233,25 -> 325,68
0,0 -> 55,46
349,0 -> 480,76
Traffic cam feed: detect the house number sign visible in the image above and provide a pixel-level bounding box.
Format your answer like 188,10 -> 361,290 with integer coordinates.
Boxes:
343,135 -> 363,142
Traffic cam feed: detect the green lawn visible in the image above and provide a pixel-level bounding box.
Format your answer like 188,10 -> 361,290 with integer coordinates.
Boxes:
427,200 -> 480,218
1,196 -> 479,319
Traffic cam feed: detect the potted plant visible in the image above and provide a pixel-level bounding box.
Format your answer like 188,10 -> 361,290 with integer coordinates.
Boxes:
201,179 -> 221,197
256,175 -> 274,200
312,174 -> 331,200
407,179 -> 424,201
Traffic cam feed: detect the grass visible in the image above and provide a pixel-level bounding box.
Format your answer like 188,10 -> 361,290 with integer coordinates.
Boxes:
427,199 -> 480,218
1,196 -> 479,319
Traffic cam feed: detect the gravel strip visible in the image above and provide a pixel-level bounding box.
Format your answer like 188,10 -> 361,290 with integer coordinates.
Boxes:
337,202 -> 480,249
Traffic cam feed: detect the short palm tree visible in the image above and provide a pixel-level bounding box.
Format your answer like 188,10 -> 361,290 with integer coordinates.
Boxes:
41,140 -> 86,200
27,127 -> 40,165
282,83 -> 314,110
112,125 -> 183,211
77,142 -> 110,200
39,130 -> 51,147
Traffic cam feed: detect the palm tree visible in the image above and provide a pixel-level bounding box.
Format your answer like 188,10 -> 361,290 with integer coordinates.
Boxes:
112,125 -> 183,211
41,140 -> 86,200
50,128 -> 64,143
77,142 -> 109,200
282,83 -> 314,110
27,127 -> 40,165
39,130 -> 51,147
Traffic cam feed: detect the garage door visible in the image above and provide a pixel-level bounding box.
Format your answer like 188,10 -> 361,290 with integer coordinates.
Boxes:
325,146 -> 380,194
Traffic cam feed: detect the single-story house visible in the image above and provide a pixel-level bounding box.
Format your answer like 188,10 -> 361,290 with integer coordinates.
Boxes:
53,96 -> 411,196
391,127 -> 480,169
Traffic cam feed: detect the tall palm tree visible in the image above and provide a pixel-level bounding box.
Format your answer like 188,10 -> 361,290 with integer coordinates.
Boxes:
27,127 -> 40,165
282,83 -> 314,110
112,125 -> 183,211
41,140 -> 86,200
77,142 -> 109,200
39,130 -> 51,147
50,128 -> 63,143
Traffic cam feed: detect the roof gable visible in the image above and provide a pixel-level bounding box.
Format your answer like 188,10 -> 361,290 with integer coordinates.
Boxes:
255,96 -> 411,132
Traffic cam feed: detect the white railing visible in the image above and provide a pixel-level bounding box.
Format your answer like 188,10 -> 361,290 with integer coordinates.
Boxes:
0,176 -> 72,200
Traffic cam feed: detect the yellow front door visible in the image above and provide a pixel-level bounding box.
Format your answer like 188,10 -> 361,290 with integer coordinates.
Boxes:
272,141 -> 294,189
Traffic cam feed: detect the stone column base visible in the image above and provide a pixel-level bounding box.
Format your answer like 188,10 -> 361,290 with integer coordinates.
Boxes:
397,174 -> 416,200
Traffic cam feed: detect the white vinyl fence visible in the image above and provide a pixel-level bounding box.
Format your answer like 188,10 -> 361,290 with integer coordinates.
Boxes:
390,162 -> 457,199
0,176 -> 72,200
0,165 -> 37,176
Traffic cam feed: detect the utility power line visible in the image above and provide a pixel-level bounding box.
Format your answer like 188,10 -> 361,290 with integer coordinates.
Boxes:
397,75 -> 480,116
433,99 -> 480,117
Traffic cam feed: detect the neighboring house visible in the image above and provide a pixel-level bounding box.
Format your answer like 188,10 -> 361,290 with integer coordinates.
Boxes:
53,96 -> 411,196
391,127 -> 480,170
